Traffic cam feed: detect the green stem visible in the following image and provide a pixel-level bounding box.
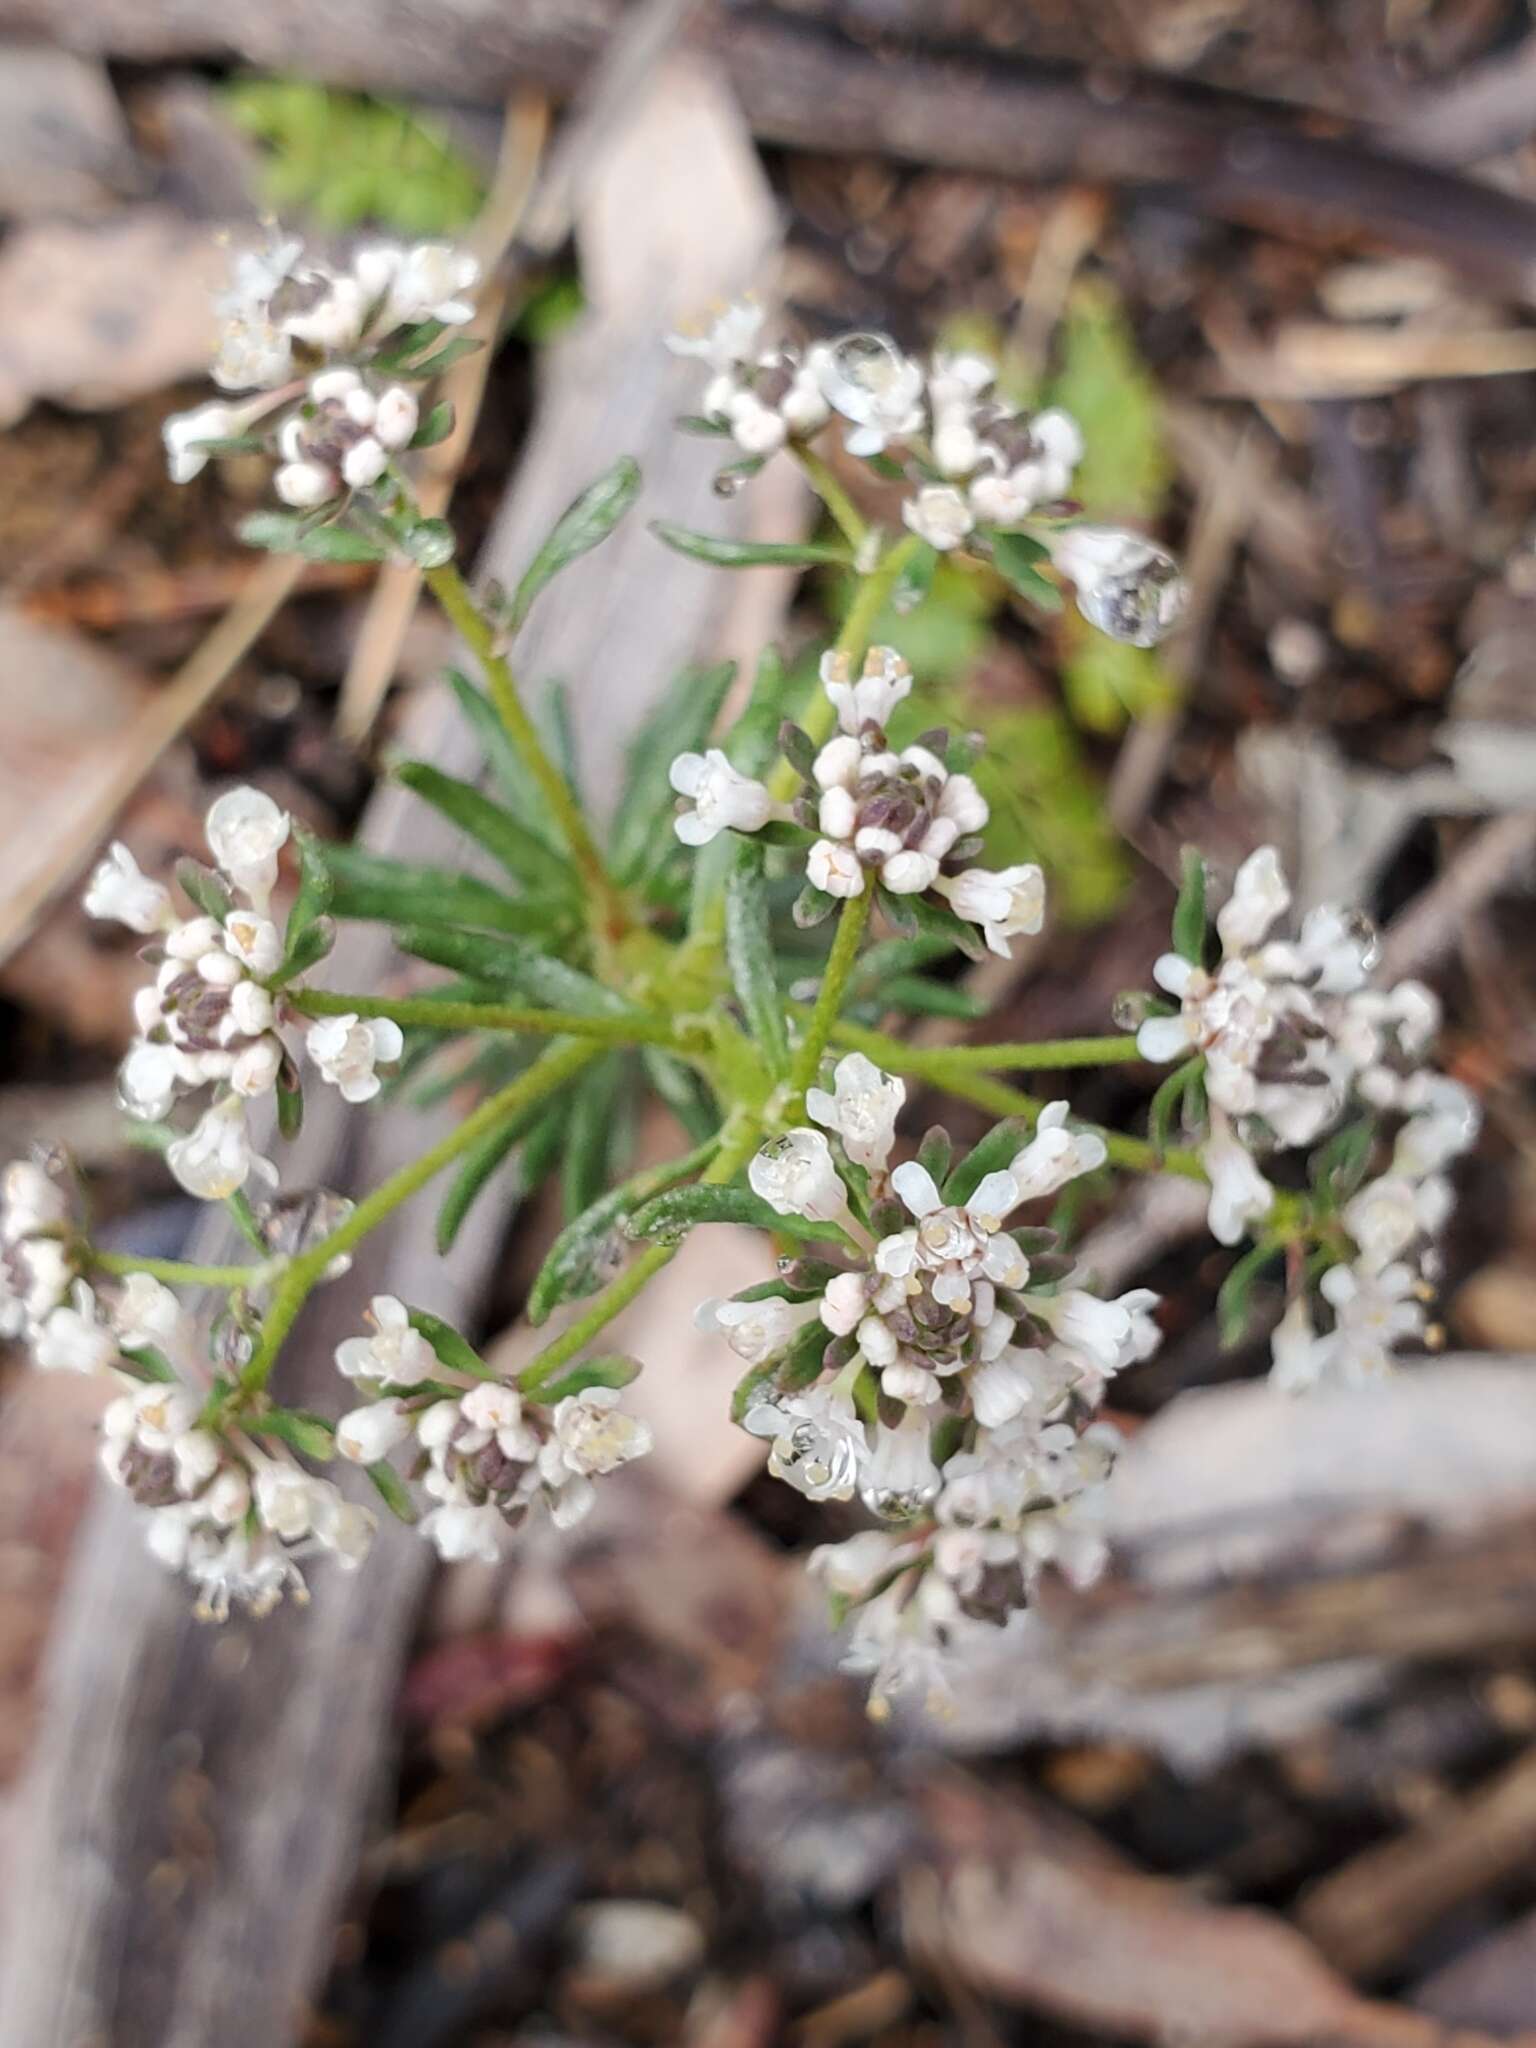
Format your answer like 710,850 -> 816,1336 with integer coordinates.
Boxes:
793,445 -> 869,552
91,1251 -> 265,1289
767,532 -> 923,805
828,1016 -> 1207,1180
236,1037 -> 599,1399
518,1107 -> 763,1393
788,889 -> 872,1108
292,987 -> 687,1050
919,1034 -> 1145,1072
422,559 -> 629,945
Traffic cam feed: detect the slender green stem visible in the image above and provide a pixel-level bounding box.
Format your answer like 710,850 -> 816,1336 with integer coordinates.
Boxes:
793,445 -> 869,552
422,559 -> 629,944
767,532 -> 924,805
91,1251 -> 266,1289
292,986 -> 687,1050
828,1016 -> 1207,1180
788,889 -> 872,1107
518,1108 -> 763,1393
236,1037 -> 600,1399
919,1034 -> 1145,1072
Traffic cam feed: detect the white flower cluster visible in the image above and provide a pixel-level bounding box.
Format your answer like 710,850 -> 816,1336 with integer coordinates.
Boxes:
668,306 -> 1186,646
701,1053 -> 1155,1710
2,1239 -> 372,1617
333,1295 -> 653,1562
1136,847 -> 1478,1387
84,788 -> 402,1202
666,299 -> 830,457
670,645 -> 1047,958
163,234 -> 478,512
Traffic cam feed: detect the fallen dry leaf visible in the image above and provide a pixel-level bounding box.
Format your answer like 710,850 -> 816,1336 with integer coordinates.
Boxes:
907,1769 -> 1532,2048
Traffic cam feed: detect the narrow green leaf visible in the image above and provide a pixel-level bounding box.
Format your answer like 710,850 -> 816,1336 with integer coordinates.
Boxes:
176,858 -> 231,922
990,530 -> 1064,610
792,880 -> 838,929
1172,846 -> 1208,965
396,925 -> 628,1015
366,1459 -> 418,1522
253,1409 -> 337,1462
893,539 -> 938,615
436,1115 -> 524,1253
370,318 -> 446,370
561,1055 -> 625,1221
903,891 -> 988,961
275,1061 -> 304,1141
238,509 -> 311,554
409,399 -> 455,449
944,1118 -> 1030,1206
726,841 -> 790,1077
1218,1242 -> 1283,1349
395,760 -> 574,895
300,522 -> 390,564
649,520 -> 851,570
318,842 -> 557,938
626,1182 -> 848,1245
528,1139 -> 716,1326
531,1354 -> 641,1403
917,1126 -> 954,1187
726,645 -> 807,779
443,668 -> 554,829
1148,1058 -> 1205,1160
508,457 -> 642,636
1311,1118 -> 1377,1205
399,335 -> 482,378
640,1047 -> 720,1144
404,1306 -> 496,1380
879,974 -> 986,1020
268,918 -> 334,987
119,1342 -> 176,1383
283,825 -> 334,958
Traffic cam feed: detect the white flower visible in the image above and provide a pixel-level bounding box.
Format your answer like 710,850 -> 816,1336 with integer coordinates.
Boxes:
373,386 -> 419,449
860,1407 -> 941,1520
1343,1173 -> 1449,1273
1032,1289 -> 1138,1374
1217,846 -> 1290,954
306,1013 -> 403,1104
696,1294 -> 806,1366
334,1295 -> 437,1386
2,1160 -> 67,1242
1008,1102 -> 1107,1202
668,749 -> 774,845
420,1481 -> 506,1564
935,863 -> 1045,958
112,1272 -> 193,1356
337,1398 -> 413,1464
749,1129 -> 849,1224
820,1270 -> 868,1335
34,1282 -> 116,1374
666,299 -> 765,372
807,838 -> 865,898
1320,1260 -> 1424,1382
211,236 -> 302,391
744,1384 -> 866,1501
816,332 -> 926,456
967,1345 -> 1057,1428
84,843 -> 174,933
274,459 -> 336,508
167,1097 -> 273,1201
809,1528 -> 914,1599
162,400 -> 249,484
903,485 -> 973,552
1202,1112 -> 1275,1247
1050,525 -> 1187,646
806,1052 -> 906,1171
1269,1295 -> 1329,1393
819,645 -> 914,736
205,786 -> 290,907
222,911 -> 283,978
545,1385 -> 652,1479
356,241 -> 480,326
118,1041 -> 181,1122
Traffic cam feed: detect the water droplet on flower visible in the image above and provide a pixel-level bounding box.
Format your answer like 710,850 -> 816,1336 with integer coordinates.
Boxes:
1077,546 -> 1188,647
820,332 -> 907,419
1112,989 -> 1154,1029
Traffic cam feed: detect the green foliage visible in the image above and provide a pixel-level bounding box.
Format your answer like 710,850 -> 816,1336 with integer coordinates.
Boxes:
650,522 -> 852,570
223,75 -> 483,234
725,842 -> 791,1078
533,1355 -> 641,1403
1046,280 -> 1170,521
608,660 -> 736,890
1172,847 -> 1208,966
405,1306 -> 496,1379
508,458 -> 643,638
1058,608 -> 1179,735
